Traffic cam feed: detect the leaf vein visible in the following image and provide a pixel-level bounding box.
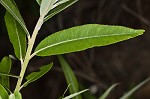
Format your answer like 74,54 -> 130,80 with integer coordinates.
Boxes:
34,33 -> 136,55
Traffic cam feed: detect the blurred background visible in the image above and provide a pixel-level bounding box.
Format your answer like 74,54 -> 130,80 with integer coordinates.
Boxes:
0,0 -> 150,99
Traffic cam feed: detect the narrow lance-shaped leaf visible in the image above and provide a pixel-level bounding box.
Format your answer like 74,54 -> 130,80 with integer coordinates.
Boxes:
0,84 -> 9,99
63,89 -> 89,99
99,84 -> 119,99
5,12 -> 27,60
51,0 -> 71,10
58,56 -> 81,99
0,56 -> 11,89
40,0 -> 57,17
44,0 -> 78,22
0,0 -> 30,36
21,63 -> 53,88
36,0 -> 78,22
34,24 -> 144,56
120,77 -> 150,99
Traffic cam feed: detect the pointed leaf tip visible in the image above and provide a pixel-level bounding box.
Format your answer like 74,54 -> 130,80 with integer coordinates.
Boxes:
21,63 -> 53,88
120,77 -> 150,99
99,83 -> 119,99
5,12 -> 27,60
35,24 -> 145,56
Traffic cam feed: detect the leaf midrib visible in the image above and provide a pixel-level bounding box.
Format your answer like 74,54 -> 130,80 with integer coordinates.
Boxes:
35,32 -> 140,55
14,19 -> 22,60
1,0 -> 29,35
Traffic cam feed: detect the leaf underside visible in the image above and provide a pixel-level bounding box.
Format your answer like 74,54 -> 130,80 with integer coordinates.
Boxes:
44,0 -> 78,22
35,24 -> 144,56
36,0 -> 78,22
40,0 -> 56,16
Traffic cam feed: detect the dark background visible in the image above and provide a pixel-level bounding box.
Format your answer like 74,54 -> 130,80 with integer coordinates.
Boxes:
0,0 -> 150,99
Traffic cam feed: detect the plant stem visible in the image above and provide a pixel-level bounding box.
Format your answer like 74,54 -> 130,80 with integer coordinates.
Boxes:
14,16 -> 44,92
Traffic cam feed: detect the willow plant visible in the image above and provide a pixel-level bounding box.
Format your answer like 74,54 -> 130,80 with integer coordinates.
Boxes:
0,0 -> 145,99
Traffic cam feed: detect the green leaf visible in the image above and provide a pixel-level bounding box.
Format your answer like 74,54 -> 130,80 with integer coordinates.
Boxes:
0,84 -> 9,99
0,57 -> 11,74
44,0 -> 78,22
0,96 -> 2,99
36,0 -> 41,5
14,91 -> 22,99
0,56 -> 11,89
34,24 -> 144,56
37,0 -> 78,22
63,89 -> 89,99
21,63 -> 53,88
0,0 -> 30,36
5,12 -> 27,60
9,91 -> 22,99
40,0 -> 57,17
99,84 -> 119,99
120,78 -> 150,99
58,56 -> 81,99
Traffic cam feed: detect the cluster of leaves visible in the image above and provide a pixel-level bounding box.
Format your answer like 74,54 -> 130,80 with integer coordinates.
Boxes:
0,0 -> 146,99
59,56 -> 150,99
